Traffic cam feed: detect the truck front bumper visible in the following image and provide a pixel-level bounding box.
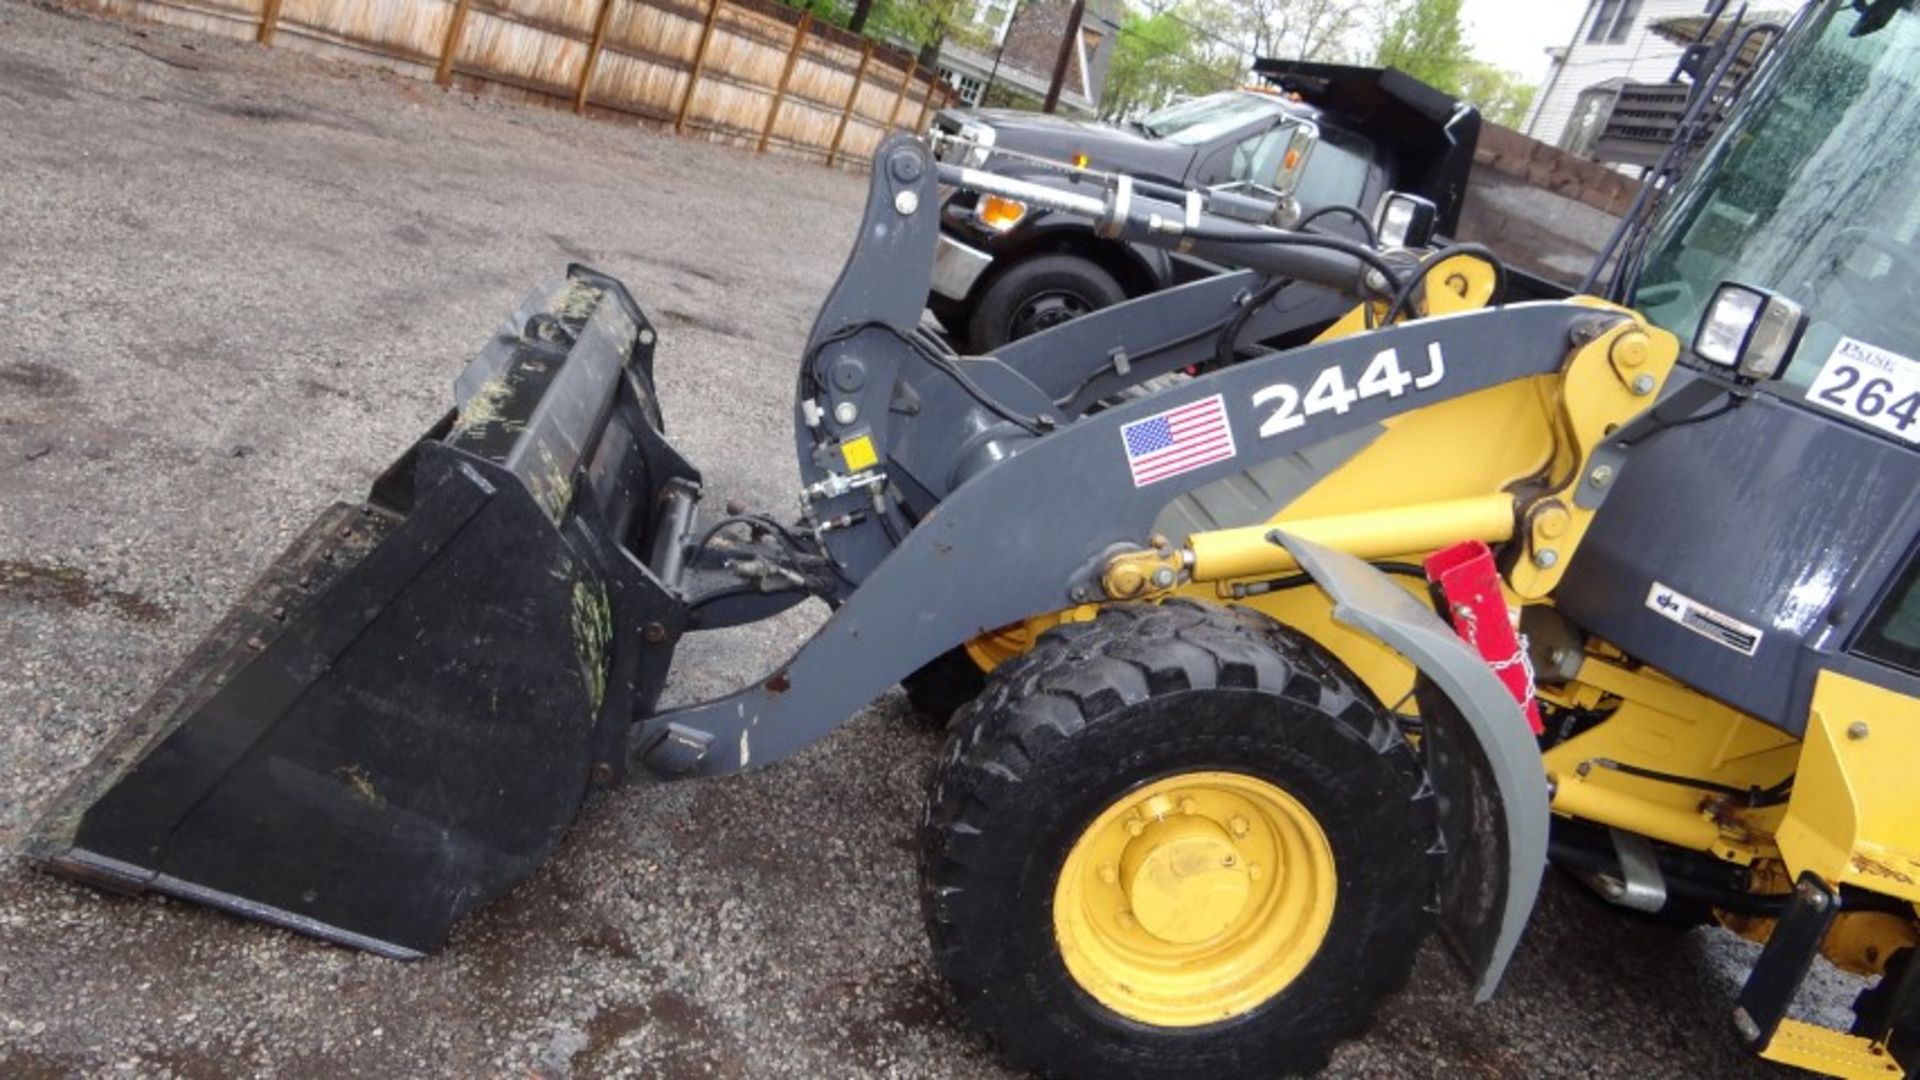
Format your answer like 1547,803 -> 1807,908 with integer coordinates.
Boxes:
931,232 -> 993,302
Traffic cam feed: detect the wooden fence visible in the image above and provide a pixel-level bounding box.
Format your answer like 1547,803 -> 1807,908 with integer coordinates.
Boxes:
74,0 -> 953,166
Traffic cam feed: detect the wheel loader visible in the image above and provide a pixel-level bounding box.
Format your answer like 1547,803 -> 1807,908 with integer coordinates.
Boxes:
26,1 -> 1920,1076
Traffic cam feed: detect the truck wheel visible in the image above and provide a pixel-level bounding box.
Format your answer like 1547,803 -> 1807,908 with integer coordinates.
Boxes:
921,600 -> 1438,1078
968,254 -> 1126,351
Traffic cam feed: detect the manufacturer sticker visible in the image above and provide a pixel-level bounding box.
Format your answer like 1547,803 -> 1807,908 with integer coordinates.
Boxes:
1645,581 -> 1762,657
1806,336 -> 1920,443
1120,394 -> 1236,487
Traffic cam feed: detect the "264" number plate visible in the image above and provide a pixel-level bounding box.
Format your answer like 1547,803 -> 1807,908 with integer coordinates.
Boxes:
1807,336 -> 1920,444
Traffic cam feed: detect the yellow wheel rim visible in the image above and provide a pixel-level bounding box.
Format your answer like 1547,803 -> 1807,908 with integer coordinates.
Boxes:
1053,770 -> 1336,1027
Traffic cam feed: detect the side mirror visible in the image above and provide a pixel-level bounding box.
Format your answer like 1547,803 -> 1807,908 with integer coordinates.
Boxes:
1270,120 -> 1320,201
1373,191 -> 1438,249
1203,181 -> 1301,229
1693,282 -> 1808,380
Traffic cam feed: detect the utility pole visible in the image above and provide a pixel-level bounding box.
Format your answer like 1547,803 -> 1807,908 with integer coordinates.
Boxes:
1042,0 -> 1086,113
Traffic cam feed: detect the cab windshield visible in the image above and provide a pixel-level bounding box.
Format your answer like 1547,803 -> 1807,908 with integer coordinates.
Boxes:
1139,92 -> 1285,146
1633,0 -> 1920,391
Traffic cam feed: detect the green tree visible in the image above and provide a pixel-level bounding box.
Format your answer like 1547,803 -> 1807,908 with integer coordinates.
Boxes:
1099,4 -> 1242,120
1371,0 -> 1466,91
1455,61 -> 1537,128
847,0 -> 980,64
1101,10 -> 1193,120
1235,0 -> 1368,64
1373,0 -> 1535,129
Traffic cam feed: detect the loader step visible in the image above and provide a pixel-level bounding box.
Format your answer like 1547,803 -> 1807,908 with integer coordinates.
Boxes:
1761,1019 -> 1905,1080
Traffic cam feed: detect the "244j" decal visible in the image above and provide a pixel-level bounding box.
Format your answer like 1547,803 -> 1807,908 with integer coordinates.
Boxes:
1252,343 -> 1446,438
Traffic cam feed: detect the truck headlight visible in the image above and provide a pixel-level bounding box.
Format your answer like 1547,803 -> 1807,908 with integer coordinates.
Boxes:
1693,282 -> 1807,380
961,122 -> 997,168
976,194 -> 1028,232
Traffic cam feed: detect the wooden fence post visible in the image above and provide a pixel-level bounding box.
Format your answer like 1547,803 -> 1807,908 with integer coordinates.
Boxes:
574,0 -> 618,114
911,67 -> 940,132
256,0 -> 285,45
826,40 -> 873,168
675,0 -> 726,135
884,57 -> 917,133
435,0 -> 473,87
758,12 -> 812,153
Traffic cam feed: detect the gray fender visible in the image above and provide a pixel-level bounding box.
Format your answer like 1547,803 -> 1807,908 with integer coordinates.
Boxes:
1273,530 -> 1549,1001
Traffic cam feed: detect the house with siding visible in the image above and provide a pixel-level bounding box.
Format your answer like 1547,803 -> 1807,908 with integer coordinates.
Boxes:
1523,0 -> 1699,153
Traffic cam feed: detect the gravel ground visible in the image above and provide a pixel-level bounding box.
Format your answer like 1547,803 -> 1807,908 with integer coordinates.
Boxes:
0,3 -> 1866,1076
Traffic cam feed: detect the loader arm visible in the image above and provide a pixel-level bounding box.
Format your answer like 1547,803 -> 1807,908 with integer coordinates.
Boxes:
638,301 -> 1625,775
645,135 -> 1628,777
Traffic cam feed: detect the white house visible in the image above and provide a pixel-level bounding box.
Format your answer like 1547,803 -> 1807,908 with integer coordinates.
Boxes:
1523,0 -> 1699,152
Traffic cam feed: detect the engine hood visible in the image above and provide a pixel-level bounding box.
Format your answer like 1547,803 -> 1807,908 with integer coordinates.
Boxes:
961,110 -> 1197,183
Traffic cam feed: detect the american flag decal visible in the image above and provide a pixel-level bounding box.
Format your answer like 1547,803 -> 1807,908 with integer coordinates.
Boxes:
1120,394 -> 1236,487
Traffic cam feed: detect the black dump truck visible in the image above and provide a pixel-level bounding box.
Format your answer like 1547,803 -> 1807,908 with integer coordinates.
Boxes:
927,62 -> 1482,351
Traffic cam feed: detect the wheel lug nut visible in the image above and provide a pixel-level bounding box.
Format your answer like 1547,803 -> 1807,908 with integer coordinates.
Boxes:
1125,817 -> 1145,837
1228,815 -> 1249,837
1098,863 -> 1118,885
1248,862 -> 1263,881
1178,797 -> 1196,815
1221,854 -> 1236,868
1118,910 -> 1136,929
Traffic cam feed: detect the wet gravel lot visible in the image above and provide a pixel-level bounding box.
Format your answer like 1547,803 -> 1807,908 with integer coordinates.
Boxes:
0,2 -> 1861,1075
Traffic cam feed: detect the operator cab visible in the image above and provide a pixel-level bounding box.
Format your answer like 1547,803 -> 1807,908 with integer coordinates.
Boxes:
1558,0 -> 1920,732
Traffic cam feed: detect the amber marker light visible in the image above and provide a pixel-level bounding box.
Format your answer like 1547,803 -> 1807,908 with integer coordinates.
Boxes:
976,194 -> 1029,232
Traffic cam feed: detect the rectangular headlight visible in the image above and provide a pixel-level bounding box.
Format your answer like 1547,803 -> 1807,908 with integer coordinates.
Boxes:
1693,282 -> 1807,379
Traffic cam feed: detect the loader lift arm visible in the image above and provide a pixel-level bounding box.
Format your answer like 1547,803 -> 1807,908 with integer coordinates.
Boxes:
639,136 -> 1620,776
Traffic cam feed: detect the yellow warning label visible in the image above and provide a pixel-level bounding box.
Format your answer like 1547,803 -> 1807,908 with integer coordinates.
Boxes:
840,434 -> 878,472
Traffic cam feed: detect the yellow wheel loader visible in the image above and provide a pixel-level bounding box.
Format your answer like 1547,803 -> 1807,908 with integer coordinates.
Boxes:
27,1 -> 1920,1076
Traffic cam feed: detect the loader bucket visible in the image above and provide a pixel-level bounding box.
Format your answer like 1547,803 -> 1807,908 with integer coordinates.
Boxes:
27,267 -> 697,957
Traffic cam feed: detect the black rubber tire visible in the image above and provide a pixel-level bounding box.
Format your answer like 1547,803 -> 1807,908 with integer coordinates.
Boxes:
921,600 -> 1439,1079
901,646 -> 988,727
967,254 -> 1126,352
